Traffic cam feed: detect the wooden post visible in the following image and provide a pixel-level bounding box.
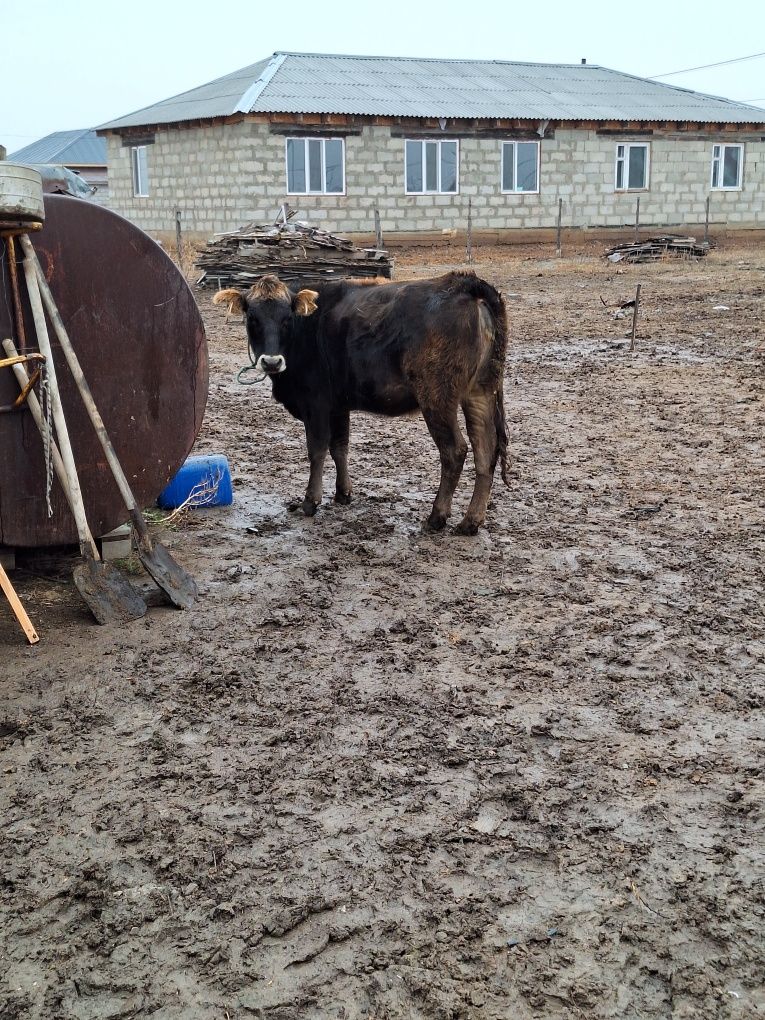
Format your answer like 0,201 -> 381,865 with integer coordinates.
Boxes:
630,283 -> 642,352
466,198 -> 473,263
374,207 -> 383,250
634,197 -> 640,242
175,209 -> 183,263
704,196 -> 710,244
556,198 -> 563,257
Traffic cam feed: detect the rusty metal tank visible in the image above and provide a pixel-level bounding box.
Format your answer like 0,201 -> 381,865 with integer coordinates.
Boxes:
0,195 -> 208,547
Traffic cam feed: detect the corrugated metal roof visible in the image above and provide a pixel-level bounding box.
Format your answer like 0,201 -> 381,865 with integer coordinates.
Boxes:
99,59 -> 272,130
98,52 -> 765,130
9,129 -> 106,165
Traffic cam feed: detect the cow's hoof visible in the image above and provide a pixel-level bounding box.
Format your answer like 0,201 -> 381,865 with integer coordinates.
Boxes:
425,511 -> 448,532
454,517 -> 480,536
335,490 -> 352,505
301,499 -> 319,517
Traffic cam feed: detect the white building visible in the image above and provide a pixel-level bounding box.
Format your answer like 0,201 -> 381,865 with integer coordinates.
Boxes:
98,52 -> 765,243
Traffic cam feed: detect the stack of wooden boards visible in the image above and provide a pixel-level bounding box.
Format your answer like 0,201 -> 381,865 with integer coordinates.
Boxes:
605,235 -> 713,263
195,217 -> 393,289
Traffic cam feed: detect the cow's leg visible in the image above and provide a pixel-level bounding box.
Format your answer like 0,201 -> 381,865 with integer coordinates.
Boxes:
329,410 -> 352,505
457,390 -> 498,535
421,406 -> 467,531
302,417 -> 330,516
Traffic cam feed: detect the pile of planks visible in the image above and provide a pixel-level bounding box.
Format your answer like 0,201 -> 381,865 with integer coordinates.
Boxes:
605,234 -> 712,263
195,209 -> 393,289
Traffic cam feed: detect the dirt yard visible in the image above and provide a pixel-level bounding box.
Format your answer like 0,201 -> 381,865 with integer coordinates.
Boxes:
1,239 -> 764,1020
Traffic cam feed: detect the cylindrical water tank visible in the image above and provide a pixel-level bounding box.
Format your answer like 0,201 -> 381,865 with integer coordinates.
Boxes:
0,196 -> 208,547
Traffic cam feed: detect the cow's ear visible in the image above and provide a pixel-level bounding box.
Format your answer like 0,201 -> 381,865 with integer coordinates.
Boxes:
293,289 -> 319,317
213,288 -> 247,316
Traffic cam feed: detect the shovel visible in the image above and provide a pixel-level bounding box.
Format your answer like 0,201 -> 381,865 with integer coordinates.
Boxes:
4,338 -> 146,625
21,235 -> 197,610
19,253 -> 147,625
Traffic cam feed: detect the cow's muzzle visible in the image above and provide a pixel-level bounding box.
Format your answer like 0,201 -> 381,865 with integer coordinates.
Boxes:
257,354 -> 286,375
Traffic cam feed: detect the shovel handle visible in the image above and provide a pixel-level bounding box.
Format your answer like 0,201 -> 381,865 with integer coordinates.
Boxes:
19,237 -> 146,535
0,562 -> 39,644
20,247 -> 100,562
1,339 -> 100,555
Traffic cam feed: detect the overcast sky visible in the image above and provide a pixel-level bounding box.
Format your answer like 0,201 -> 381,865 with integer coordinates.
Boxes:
3,0 -> 765,153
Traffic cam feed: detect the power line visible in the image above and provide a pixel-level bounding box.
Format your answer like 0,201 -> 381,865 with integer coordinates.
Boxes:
651,50 -> 765,78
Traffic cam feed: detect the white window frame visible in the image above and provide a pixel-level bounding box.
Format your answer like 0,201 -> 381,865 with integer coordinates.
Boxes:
404,139 -> 460,195
285,137 -> 346,195
615,142 -> 650,192
131,145 -> 148,197
711,143 -> 744,191
500,140 -> 541,194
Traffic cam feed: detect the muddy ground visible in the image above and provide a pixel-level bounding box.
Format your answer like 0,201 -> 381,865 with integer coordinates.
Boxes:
1,240 -> 764,1019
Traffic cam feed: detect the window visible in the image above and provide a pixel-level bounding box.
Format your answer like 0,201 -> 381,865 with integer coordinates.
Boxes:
131,146 -> 148,197
615,143 -> 649,191
711,143 -> 743,190
405,139 -> 458,194
501,141 -> 540,193
286,138 -> 344,194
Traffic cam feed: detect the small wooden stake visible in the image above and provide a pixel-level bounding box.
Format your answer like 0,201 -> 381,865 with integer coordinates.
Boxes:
466,198 -> 473,263
175,210 -> 183,262
630,283 -> 642,352
556,198 -> 563,257
704,196 -> 710,244
374,207 -> 383,250
634,197 -> 640,242
0,562 -> 39,644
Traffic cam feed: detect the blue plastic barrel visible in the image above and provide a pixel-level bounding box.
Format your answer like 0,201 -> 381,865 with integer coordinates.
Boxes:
157,454 -> 233,509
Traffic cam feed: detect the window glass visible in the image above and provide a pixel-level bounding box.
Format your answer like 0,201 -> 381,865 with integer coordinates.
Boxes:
308,139 -> 323,192
516,142 -> 538,192
722,146 -> 741,188
627,146 -> 647,189
440,141 -> 457,192
132,146 -> 148,196
287,139 -> 306,193
501,143 -> 514,191
406,140 -> 423,192
616,157 -> 624,190
406,139 -> 458,193
425,142 -> 438,191
324,139 -> 343,193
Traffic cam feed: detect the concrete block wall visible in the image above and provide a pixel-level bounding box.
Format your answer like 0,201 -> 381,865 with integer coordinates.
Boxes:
105,121 -> 765,239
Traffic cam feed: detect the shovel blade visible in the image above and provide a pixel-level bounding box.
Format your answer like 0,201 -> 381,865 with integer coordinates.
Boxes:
138,540 -> 197,610
73,558 -> 147,625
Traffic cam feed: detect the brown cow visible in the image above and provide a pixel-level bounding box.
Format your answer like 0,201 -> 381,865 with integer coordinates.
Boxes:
214,271 -> 509,534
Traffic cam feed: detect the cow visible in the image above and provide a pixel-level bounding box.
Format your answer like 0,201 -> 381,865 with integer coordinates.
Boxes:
213,271 -> 510,534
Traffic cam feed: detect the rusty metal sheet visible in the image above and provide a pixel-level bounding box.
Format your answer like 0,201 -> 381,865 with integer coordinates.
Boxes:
0,195 -> 208,547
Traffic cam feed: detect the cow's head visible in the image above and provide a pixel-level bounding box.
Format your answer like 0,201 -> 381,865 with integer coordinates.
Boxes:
213,276 -> 319,376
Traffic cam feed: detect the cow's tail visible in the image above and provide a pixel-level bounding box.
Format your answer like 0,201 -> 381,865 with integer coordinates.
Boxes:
456,274 -> 511,488
493,380 -> 511,487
